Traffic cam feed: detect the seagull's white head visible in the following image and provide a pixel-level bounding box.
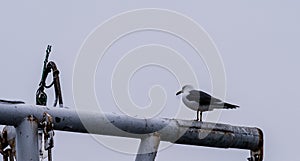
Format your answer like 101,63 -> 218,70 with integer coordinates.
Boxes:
176,85 -> 194,95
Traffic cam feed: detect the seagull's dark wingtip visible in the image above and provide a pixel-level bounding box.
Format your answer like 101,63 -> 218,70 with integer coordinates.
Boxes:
224,103 -> 239,109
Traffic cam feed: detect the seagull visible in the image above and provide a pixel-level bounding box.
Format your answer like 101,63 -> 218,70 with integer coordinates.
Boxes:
176,85 -> 239,122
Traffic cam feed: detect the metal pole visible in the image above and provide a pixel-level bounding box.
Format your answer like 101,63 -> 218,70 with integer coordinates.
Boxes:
15,115 -> 39,161
0,104 -> 263,160
135,133 -> 160,161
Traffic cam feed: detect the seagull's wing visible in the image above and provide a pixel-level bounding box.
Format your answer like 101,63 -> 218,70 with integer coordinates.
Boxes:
187,90 -> 222,106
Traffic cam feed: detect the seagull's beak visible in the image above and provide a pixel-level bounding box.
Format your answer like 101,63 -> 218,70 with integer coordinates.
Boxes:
176,90 -> 183,95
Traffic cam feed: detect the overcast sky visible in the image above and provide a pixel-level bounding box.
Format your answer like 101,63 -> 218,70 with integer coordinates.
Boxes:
0,1 -> 300,161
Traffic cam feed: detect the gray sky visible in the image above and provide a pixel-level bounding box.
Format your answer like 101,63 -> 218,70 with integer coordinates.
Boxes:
1,1 -> 300,161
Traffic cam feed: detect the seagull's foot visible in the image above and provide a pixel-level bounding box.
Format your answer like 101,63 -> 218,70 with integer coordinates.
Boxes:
194,118 -> 200,121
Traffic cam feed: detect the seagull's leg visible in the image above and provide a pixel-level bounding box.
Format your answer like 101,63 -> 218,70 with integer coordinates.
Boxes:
200,111 -> 202,122
196,109 -> 199,121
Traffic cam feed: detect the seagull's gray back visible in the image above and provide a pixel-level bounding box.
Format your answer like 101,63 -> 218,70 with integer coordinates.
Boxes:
186,90 -> 222,106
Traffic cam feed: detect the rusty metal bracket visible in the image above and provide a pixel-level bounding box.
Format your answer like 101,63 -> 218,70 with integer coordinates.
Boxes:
41,112 -> 55,161
0,126 -> 16,161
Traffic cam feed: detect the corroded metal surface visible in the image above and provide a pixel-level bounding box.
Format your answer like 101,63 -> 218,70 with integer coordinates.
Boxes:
174,121 -> 262,150
0,103 -> 263,160
1,126 -> 16,161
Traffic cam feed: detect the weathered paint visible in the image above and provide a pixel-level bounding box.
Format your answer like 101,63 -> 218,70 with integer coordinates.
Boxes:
0,104 -> 263,160
15,115 -> 39,161
135,133 -> 160,161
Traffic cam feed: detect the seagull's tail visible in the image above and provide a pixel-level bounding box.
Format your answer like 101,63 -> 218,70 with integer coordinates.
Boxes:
223,103 -> 239,109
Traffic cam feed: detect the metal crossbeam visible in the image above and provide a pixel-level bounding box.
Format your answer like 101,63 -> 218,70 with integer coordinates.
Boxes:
0,103 -> 263,161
